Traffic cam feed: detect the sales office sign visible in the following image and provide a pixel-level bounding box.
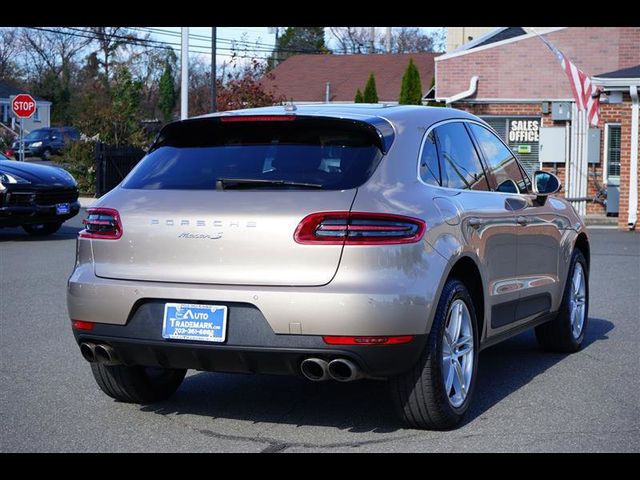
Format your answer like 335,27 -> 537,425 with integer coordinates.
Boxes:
509,119 -> 540,143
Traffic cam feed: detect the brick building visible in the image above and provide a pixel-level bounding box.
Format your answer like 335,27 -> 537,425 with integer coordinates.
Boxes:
435,27 -> 640,229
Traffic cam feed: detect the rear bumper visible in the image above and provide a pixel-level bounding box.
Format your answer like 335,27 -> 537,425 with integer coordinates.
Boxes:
72,300 -> 427,377
0,200 -> 80,227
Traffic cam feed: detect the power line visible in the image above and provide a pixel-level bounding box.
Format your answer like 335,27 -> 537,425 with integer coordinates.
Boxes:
129,26 -> 326,55
24,27 -> 276,60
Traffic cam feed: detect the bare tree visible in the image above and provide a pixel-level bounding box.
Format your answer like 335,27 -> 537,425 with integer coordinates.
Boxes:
329,27 -> 443,54
19,27 -> 91,81
328,27 -> 371,54
89,27 -> 145,86
0,28 -> 23,82
385,27 -> 434,53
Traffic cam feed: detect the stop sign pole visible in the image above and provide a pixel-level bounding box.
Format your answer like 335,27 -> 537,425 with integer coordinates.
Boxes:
10,94 -> 37,162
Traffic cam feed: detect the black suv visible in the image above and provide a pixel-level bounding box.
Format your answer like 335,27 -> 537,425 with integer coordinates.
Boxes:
9,127 -> 80,160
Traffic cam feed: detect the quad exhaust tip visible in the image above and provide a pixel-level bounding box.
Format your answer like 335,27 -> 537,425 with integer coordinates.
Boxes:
300,358 -> 329,381
79,342 -> 96,363
79,342 -> 121,366
300,357 -> 363,382
328,358 -> 363,382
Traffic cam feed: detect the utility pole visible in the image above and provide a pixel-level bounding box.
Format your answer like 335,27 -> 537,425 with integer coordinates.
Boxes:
369,26 -> 376,53
180,27 -> 189,120
386,27 -> 392,53
211,27 -> 217,112
268,27 -> 279,67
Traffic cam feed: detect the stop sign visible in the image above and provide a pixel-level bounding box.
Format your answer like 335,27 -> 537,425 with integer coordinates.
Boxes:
11,94 -> 37,119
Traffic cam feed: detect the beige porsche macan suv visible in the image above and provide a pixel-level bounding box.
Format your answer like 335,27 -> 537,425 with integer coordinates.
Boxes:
68,105 -> 590,430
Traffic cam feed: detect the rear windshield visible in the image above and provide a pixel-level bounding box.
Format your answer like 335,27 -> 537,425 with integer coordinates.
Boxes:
122,117 -> 385,191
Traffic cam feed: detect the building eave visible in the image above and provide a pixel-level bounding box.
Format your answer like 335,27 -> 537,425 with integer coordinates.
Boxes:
592,77 -> 640,88
435,27 -> 567,62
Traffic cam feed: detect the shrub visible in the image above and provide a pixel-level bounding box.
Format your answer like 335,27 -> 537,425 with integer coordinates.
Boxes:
363,73 -> 378,103
62,140 -> 97,196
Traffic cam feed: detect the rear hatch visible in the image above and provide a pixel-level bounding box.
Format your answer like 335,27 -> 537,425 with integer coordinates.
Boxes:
89,115 -> 388,287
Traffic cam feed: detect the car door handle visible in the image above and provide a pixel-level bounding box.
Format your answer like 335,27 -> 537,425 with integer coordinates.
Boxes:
468,217 -> 485,229
516,216 -> 531,226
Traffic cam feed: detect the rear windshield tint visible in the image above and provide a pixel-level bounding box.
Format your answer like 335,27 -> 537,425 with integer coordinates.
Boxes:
122,117 -> 386,191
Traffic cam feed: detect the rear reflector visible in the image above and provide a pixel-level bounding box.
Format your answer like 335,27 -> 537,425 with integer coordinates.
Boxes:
220,115 -> 297,122
294,212 -> 426,245
79,208 -> 122,240
323,336 -> 414,345
71,320 -> 95,331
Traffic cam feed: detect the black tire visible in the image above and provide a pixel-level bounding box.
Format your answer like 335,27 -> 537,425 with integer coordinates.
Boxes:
41,148 -> 51,161
22,222 -> 62,236
390,278 -> 479,430
90,363 -> 187,404
535,249 -> 589,353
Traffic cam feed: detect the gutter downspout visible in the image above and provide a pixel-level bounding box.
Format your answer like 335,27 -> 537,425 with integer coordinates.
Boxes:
444,76 -> 479,106
628,85 -> 638,230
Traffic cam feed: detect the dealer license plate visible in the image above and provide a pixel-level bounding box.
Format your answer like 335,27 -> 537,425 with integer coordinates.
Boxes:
56,203 -> 70,215
162,303 -> 227,343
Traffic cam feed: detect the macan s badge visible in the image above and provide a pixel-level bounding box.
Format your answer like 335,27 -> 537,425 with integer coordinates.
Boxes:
150,218 -> 258,240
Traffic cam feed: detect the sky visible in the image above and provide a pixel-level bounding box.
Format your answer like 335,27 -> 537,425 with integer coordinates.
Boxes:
145,27 -> 443,69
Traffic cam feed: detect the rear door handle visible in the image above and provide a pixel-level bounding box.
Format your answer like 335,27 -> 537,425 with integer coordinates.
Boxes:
516,216 -> 530,226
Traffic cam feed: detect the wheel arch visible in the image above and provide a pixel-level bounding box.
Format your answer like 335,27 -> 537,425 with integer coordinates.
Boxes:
431,254 -> 485,343
574,232 -> 590,271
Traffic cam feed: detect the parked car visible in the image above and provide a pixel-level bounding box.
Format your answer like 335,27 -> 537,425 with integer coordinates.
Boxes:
68,105 -> 590,430
9,126 -> 80,160
0,153 -> 80,235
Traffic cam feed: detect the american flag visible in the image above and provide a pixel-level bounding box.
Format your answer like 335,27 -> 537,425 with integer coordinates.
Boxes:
538,34 -> 601,126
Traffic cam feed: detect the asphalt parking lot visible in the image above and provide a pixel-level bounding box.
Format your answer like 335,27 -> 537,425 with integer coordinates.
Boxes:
1,213 -> 639,452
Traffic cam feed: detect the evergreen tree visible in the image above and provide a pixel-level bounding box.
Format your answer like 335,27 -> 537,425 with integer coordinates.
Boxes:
110,66 -> 143,145
354,89 -> 364,103
399,58 -> 423,105
363,73 -> 378,103
158,55 -> 177,123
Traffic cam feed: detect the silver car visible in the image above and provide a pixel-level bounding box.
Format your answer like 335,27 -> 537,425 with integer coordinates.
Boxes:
68,105 -> 590,429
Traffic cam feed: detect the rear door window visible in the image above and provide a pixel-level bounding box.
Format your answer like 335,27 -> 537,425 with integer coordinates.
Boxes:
433,122 -> 489,191
123,117 -> 386,191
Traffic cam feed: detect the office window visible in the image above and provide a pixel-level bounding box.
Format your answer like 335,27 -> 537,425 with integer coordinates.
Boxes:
606,124 -> 621,186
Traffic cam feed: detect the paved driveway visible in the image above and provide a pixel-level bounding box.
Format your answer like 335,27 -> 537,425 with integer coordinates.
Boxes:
1,215 -> 638,452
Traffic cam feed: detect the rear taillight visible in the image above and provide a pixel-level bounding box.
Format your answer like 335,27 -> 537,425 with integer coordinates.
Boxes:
323,336 -> 414,345
294,212 -> 426,245
79,208 -> 122,240
71,320 -> 94,331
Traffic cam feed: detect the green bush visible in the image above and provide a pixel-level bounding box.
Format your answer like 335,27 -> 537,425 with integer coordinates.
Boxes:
62,141 -> 97,196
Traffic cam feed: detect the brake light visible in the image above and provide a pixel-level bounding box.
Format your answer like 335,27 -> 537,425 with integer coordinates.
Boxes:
323,336 -> 414,345
294,212 -> 426,245
220,115 -> 297,122
79,208 -> 122,239
71,320 -> 94,331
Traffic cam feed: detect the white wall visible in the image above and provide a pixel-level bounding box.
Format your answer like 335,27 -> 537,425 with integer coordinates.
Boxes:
0,100 -> 51,133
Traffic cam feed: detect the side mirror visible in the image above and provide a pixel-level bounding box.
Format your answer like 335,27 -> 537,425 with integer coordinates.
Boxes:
532,170 -> 561,205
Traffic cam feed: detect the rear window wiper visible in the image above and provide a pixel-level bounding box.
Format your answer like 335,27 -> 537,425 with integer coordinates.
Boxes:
216,178 -> 325,190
